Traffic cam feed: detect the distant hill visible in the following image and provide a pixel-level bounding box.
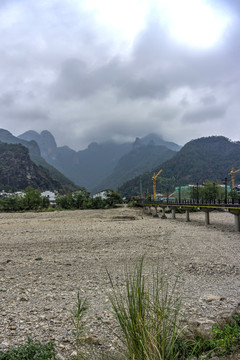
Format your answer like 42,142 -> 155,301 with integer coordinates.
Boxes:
0,143 -> 64,191
18,130 -> 181,191
19,130 -> 133,189
0,129 -> 77,191
93,142 -> 176,193
118,136 -> 240,197
141,133 -> 181,151
0,129 -> 40,156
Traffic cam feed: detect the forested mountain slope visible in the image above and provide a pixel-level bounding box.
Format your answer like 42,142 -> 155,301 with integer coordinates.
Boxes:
93,144 -> 176,192
0,129 -> 77,191
118,136 -> 240,197
0,143 -> 63,191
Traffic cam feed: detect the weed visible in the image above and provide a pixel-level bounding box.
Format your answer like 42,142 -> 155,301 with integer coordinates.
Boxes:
0,338 -> 57,360
185,312 -> 240,358
70,292 -> 88,359
210,313 -> 240,356
107,257 -> 189,360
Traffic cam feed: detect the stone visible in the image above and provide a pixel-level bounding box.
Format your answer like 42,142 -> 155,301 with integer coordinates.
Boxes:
201,294 -> 225,303
189,319 -> 215,337
84,335 -> 100,345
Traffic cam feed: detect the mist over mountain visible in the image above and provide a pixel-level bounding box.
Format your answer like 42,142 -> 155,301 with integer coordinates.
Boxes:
140,134 -> 181,151
1,128 -> 238,198
18,130 -> 58,159
18,130 -> 180,191
93,142 -> 176,193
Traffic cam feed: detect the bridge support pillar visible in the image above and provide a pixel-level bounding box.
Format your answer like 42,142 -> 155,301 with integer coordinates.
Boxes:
161,207 -> 167,219
171,208 -> 176,219
186,210 -> 190,222
152,207 -> 159,218
234,214 -> 240,232
204,211 -> 210,225
145,206 -> 151,215
229,210 -> 240,232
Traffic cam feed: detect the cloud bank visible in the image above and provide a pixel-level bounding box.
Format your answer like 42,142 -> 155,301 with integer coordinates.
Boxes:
0,0 -> 239,149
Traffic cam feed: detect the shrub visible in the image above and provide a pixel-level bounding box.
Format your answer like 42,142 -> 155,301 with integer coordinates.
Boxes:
0,338 -> 57,360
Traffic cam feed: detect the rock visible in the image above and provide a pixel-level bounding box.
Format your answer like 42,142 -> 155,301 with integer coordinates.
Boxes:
56,354 -> 65,360
201,294 -> 225,303
189,319 -> 215,337
84,335 -> 101,345
2,341 -> 10,347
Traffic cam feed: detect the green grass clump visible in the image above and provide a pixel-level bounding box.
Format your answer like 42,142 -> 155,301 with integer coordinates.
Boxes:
70,292 -> 88,359
0,338 -> 57,360
107,257 -> 189,360
211,312 -> 240,355
191,312 -> 240,358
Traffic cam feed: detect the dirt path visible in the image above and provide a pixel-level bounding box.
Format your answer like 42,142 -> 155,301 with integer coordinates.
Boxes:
0,207 -> 239,358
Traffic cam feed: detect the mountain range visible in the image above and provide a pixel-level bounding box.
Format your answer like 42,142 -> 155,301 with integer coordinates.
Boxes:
118,136 -> 240,197
17,130 -> 180,191
0,142 -> 69,191
1,128 -> 239,197
0,129 -> 77,192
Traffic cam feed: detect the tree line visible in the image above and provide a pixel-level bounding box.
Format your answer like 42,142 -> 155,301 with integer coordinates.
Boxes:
0,187 -> 122,212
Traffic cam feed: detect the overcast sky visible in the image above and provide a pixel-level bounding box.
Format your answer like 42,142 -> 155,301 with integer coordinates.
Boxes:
0,0 -> 239,150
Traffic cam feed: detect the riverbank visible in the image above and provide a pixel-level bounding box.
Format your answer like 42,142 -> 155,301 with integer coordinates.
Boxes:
0,207 -> 239,358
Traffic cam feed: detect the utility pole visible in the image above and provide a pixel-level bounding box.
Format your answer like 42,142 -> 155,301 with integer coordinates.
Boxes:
224,177 -> 228,204
139,176 -> 143,199
213,182 -> 216,204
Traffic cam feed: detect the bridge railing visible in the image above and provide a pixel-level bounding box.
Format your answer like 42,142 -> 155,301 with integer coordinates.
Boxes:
138,198 -> 240,206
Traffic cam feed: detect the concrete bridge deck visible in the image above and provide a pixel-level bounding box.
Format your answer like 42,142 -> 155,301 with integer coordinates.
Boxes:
139,200 -> 240,232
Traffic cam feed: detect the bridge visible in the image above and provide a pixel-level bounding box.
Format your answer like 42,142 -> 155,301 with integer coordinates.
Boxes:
138,199 -> 240,232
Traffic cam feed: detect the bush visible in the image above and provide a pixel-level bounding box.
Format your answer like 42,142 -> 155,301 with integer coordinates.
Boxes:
127,200 -> 136,208
0,338 -> 57,360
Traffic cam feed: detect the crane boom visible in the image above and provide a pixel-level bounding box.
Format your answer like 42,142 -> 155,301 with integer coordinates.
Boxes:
152,169 -> 163,200
228,167 -> 240,188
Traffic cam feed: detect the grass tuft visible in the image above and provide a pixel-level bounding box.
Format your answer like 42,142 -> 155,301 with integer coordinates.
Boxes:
70,292 -> 88,359
107,257 -> 189,360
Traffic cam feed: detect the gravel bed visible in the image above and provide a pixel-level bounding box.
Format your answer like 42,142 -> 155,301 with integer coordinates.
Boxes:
0,207 -> 240,359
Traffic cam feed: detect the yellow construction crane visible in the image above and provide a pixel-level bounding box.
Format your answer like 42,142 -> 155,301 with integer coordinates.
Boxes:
152,169 -> 163,200
228,167 -> 240,188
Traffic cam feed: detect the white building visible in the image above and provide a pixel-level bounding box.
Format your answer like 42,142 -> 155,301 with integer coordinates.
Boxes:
41,191 -> 56,204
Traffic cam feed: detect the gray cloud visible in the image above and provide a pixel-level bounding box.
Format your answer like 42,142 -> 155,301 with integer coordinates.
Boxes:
0,0 -> 239,150
182,105 -> 227,124
200,95 -> 216,106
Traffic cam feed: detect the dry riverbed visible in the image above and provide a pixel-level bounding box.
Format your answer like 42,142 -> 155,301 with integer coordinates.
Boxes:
0,206 -> 240,359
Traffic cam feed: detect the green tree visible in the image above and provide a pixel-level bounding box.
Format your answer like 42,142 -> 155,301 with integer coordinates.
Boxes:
56,188 -> 90,209
22,186 -> 42,210
198,181 -> 225,202
104,189 -> 122,207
